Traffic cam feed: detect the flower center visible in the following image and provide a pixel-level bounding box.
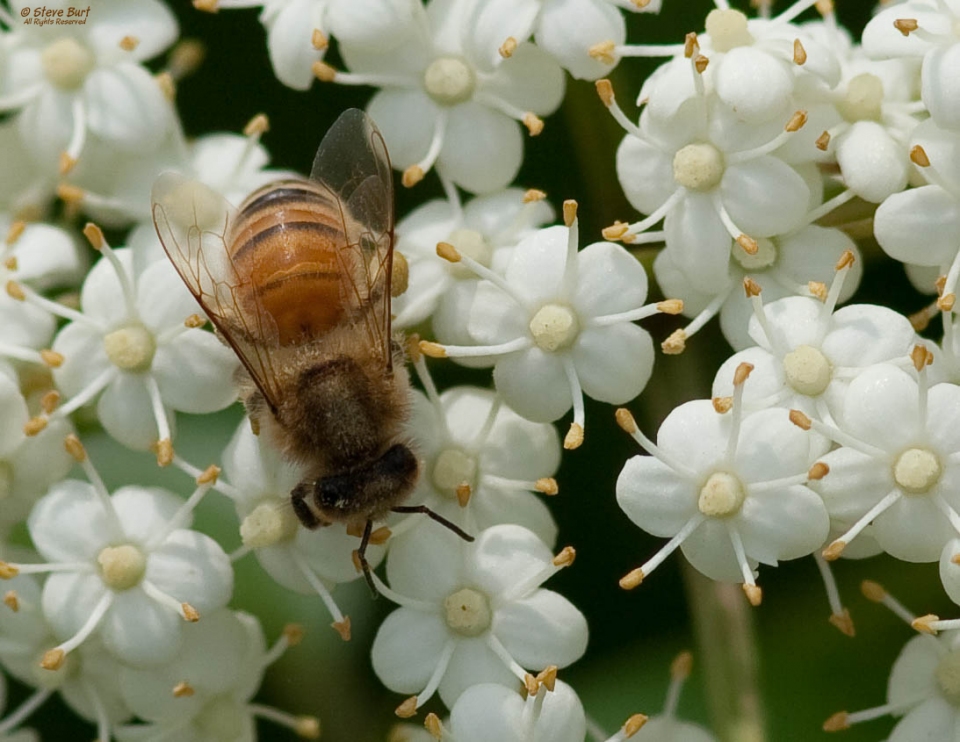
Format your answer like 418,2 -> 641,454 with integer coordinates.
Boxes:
423,56 -> 476,106
240,500 -> 300,548
103,324 -> 157,372
195,696 -> 245,741
443,588 -> 492,637
837,73 -> 884,123
673,143 -> 725,192
529,303 -> 580,352
41,37 -> 96,90
783,345 -> 832,396
937,651 -> 960,705
698,472 -> 746,518
97,544 -> 147,591
733,237 -> 777,271
0,461 -> 12,500
432,448 -> 478,497
447,228 -> 493,279
893,447 -> 941,494
705,8 -> 753,51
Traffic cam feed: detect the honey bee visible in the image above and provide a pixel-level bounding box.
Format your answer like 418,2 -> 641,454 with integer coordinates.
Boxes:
151,109 -> 471,589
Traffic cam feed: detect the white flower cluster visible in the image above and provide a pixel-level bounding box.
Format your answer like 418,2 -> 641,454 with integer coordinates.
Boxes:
3,0 -> 960,739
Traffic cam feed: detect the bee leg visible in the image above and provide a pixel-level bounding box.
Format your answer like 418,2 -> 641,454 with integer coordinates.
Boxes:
390,505 -> 475,543
356,518 -> 378,598
290,483 -> 322,529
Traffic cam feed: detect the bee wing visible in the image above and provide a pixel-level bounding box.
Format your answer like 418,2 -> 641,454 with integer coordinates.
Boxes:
151,172 -> 284,410
309,108 -> 396,371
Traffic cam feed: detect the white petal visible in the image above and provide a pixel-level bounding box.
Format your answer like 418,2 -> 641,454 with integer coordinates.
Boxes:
715,47 -> 793,124
146,531 -> 233,613
836,121 -> 909,203
615,134 -> 677,215
449,684 -> 525,742
680,518 -> 751,582
79,248 -> 134,323
41,571 -> 105,641
493,348 -> 570,422
136,258 -> 205,330
656,400 -> 728,475
97,373 -> 169,450
467,281 -> 529,345
87,0 -> 179,60
111,485 -> 183,541
371,608 -> 449,692
367,88 -> 439,170
570,323 -> 654,404
386,522 -> 466,602
922,43 -> 960,131
887,633 -> 942,708
294,523 -> 386,584
616,455 -> 698,538
535,0 -> 625,80
888,698 -> 958,742
84,63 -> 173,152
495,589 -> 587,669
52,321 -> 112,397
151,331 -> 239,413
265,0 -> 327,90
465,0 -> 539,71
572,241 -> 648,318
737,484 -> 828,563
875,185 -> 960,267
0,374 -> 27,458
483,42 -> 565,114
101,587 -> 183,667
503,225 -> 571,305
720,157 -> 809,237
29,480 -> 110,562
441,103 -> 523,194
843,365 -> 919,450
463,524 -> 554,600
875,494 -> 954,562
662,194 -> 732,295
439,636 -> 520,708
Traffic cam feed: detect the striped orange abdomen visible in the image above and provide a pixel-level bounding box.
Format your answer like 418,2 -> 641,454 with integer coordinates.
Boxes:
229,180 -> 351,346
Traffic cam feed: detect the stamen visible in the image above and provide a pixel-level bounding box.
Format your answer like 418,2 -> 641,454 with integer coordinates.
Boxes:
615,408 -> 698,480
84,225 -> 138,319
596,80 -> 644,139
804,188 -> 855,224
624,514 -> 705,585
726,112 -> 806,164
368,571 -> 436,613
484,632 -> 530,682
144,374 -> 173,464
403,111 -> 448,187
813,552 -> 854,636
15,283 -> 98,327
140,580 -> 197,621
562,357 -> 585,450
420,336 -> 532,359
435,240 -> 530,308
397,639 -> 457,717
145,480 -> 215,549
289,550 -> 348,636
63,97 -> 87,171
624,189 -> 685,237
822,490 -> 901,560
470,395 -> 502,450
43,591 -> 114,667
249,704 -> 321,739
0,687 -> 52,736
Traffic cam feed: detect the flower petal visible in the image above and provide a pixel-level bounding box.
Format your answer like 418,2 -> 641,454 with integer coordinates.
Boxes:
441,103 -> 523,194
494,589 -> 588,669
571,322 -> 654,404
493,348 -> 570,422
371,608 -> 449,693
151,331 -> 239,413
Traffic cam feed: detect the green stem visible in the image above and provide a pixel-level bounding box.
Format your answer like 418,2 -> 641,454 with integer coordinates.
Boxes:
682,563 -> 767,742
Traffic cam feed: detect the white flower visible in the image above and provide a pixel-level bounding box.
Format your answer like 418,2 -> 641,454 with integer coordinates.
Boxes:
406,384 -> 560,546
606,74 -> 813,301
4,448 -> 233,668
1,0 -> 179,172
421,206 -> 667,449
810,359 -> 960,563
616,364 -> 830,601
218,418 -> 385,640
862,0 -> 960,130
65,115 -> 295,227
711,270 -> 918,426
0,372 -> 73,536
116,610 -> 319,741
874,119 -> 960,308
654,224 -> 862,350
203,0 -> 336,90
441,679 -> 587,742
469,0 -> 659,81
320,0 -> 566,193
0,567 -> 132,741
40,239 -> 239,458
371,523 -> 586,715
393,187 -> 553,332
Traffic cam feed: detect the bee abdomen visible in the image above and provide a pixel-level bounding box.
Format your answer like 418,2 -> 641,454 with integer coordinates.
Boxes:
229,181 -> 354,345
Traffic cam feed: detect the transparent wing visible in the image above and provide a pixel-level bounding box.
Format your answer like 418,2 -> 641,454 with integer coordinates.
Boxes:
151,172 -> 284,410
309,108 -> 396,370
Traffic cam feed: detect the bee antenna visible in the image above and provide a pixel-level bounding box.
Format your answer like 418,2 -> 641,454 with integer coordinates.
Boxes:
390,505 -> 475,542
